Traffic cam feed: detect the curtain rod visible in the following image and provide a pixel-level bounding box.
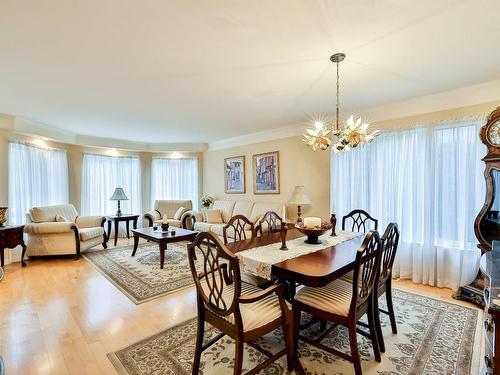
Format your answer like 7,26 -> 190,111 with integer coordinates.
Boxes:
83,152 -> 140,159
152,156 -> 198,160
378,114 -> 486,133
8,140 -> 67,153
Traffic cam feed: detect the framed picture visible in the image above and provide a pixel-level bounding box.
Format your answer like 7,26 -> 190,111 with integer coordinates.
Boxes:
253,151 -> 280,194
224,156 -> 245,193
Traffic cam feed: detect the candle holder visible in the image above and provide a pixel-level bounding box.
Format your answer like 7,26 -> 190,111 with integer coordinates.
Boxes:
280,222 -> 288,250
330,214 -> 337,236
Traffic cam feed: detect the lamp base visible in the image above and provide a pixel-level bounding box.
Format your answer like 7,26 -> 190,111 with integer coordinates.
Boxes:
296,205 -> 302,223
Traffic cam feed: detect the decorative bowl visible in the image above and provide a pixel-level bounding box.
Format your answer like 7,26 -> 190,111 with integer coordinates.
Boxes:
295,222 -> 332,244
0,207 -> 7,227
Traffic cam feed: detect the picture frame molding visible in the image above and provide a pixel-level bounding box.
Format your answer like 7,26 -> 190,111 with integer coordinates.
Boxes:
224,155 -> 246,194
252,151 -> 280,194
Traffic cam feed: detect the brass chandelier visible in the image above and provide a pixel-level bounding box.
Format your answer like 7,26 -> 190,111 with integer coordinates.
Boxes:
303,53 -> 379,152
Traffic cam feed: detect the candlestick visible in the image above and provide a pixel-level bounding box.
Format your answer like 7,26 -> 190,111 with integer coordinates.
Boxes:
330,214 -> 337,236
280,222 -> 288,250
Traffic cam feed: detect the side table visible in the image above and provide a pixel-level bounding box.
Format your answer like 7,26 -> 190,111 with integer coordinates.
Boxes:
105,215 -> 139,246
0,225 -> 27,271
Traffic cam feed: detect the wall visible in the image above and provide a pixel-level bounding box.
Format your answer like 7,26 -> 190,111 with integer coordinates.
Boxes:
203,136 -> 330,222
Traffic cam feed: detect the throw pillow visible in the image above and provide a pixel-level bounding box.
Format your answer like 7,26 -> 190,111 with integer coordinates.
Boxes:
55,214 -> 68,222
173,206 -> 187,220
204,209 -> 223,224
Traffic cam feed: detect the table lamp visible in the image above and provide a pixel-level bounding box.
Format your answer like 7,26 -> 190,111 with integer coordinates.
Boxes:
288,185 -> 311,223
110,187 -> 128,216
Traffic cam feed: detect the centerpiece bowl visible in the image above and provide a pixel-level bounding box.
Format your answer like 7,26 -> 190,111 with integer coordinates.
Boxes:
295,222 -> 332,244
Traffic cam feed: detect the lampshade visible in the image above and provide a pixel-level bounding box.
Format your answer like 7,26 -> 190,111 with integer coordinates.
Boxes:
288,185 -> 311,205
110,187 -> 129,201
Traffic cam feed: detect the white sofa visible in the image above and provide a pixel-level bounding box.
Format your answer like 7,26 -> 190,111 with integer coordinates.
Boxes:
24,204 -> 107,258
143,200 -> 193,229
192,200 -> 285,239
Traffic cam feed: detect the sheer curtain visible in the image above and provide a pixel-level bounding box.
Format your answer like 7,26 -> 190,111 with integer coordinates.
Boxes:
331,117 -> 485,290
81,153 -> 142,236
151,157 -> 199,210
8,141 -> 69,225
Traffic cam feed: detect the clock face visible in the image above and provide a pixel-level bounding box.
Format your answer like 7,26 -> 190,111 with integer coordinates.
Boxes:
488,120 -> 500,146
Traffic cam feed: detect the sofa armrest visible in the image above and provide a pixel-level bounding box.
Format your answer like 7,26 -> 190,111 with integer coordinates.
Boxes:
144,210 -> 162,227
76,216 -> 105,229
24,222 -> 77,235
181,210 -> 195,229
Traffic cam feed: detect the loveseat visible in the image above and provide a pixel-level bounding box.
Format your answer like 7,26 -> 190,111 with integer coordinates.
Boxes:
143,200 -> 193,229
191,200 -> 285,239
24,204 -> 107,258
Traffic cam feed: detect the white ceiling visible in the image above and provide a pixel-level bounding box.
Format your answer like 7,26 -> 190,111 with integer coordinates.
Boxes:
1,0 -> 499,143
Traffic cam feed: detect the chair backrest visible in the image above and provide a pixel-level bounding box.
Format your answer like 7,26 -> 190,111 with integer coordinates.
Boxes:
222,215 -> 255,244
29,204 -> 79,223
351,230 -> 383,309
257,210 -> 283,236
342,209 -> 378,233
154,200 -> 192,219
187,231 -> 241,318
379,223 -> 400,287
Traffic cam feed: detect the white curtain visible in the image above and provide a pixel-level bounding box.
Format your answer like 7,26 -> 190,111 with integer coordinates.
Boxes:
81,154 -> 142,236
151,157 -> 199,210
331,117 -> 486,290
8,141 -> 69,225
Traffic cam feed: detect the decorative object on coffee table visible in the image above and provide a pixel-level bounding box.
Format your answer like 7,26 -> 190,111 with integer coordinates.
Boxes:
288,185 -> 311,223
295,220 -> 332,244
161,222 -> 169,231
0,207 -> 7,227
253,151 -> 280,194
0,225 -> 26,271
109,187 -> 128,216
224,156 -> 245,193
330,213 -> 337,236
106,214 -> 139,246
131,227 -> 197,269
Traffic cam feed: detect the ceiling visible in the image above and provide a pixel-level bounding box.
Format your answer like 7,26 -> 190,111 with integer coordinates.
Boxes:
1,0 -> 499,143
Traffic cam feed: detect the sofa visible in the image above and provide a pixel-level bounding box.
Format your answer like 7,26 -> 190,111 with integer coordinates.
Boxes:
191,200 -> 285,239
143,200 -> 193,229
24,204 -> 107,258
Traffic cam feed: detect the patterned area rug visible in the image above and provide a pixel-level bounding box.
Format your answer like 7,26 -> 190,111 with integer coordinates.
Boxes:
108,289 -> 481,375
83,241 -> 195,304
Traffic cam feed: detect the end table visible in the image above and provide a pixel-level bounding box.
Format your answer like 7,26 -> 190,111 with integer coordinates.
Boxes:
105,214 -> 139,246
0,225 -> 27,273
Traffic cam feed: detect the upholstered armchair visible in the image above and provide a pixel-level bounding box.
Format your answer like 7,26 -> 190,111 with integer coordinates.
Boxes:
143,200 -> 193,229
24,204 -> 107,258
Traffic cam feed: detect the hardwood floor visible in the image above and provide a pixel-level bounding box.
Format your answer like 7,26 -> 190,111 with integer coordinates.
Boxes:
0,239 -> 478,374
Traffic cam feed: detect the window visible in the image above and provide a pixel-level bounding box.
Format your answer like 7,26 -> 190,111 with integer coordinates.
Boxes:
151,157 -> 199,210
8,141 -> 69,224
81,154 -> 142,225
330,117 -> 485,290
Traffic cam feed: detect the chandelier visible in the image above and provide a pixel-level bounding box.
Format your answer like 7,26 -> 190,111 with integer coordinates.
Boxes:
303,53 -> 379,152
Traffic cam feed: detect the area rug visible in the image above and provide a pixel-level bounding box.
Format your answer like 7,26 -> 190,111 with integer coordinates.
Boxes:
83,241 -> 195,304
108,289 -> 481,375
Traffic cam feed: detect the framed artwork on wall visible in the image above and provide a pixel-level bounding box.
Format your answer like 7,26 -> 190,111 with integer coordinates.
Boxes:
224,156 -> 245,193
253,151 -> 280,194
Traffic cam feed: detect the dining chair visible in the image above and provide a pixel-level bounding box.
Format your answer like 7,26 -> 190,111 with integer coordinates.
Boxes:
292,230 -> 383,375
342,209 -> 378,232
256,211 -> 283,236
223,214 -> 255,244
188,231 -> 293,375
373,222 -> 400,352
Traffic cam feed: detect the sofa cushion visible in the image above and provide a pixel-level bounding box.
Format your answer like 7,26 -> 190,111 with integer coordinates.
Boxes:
79,227 -> 104,241
207,223 -> 226,237
173,206 -> 188,220
154,200 -> 193,219
250,202 -> 284,224
232,201 -> 254,219
212,200 -> 236,223
30,204 -> 79,223
194,222 -> 212,232
204,209 -> 223,224
164,219 -> 182,228
55,215 -> 68,222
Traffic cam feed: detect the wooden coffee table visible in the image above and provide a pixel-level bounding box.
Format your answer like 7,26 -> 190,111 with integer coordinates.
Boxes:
131,227 -> 198,269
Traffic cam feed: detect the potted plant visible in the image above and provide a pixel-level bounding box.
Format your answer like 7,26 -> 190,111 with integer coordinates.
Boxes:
200,195 -> 214,209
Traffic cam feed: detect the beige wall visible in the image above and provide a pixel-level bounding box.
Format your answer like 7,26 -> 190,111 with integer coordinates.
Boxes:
203,137 -> 330,222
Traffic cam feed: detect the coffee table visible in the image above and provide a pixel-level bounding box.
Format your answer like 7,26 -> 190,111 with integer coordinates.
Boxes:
131,227 -> 198,269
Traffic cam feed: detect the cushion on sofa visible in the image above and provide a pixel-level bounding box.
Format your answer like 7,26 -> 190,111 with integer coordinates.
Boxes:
232,201 -> 254,218
164,219 -> 182,227
204,209 -> 223,224
173,206 -> 188,220
250,202 -> 284,224
79,227 -> 104,241
154,200 -> 192,219
30,204 -> 79,223
55,215 -> 68,222
194,222 -> 212,232
212,200 -> 236,223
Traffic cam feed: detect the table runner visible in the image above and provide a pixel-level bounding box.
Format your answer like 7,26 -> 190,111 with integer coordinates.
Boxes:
236,230 -> 363,280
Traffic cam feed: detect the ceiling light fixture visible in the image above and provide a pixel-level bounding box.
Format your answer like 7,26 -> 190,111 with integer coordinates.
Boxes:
303,53 -> 379,152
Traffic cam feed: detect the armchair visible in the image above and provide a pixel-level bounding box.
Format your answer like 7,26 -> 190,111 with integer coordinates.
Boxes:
143,200 -> 193,229
24,204 -> 107,258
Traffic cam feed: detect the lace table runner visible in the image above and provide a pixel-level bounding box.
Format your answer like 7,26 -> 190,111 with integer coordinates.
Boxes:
236,230 -> 363,280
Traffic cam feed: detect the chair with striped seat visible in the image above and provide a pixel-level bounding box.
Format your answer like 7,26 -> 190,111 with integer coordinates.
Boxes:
292,230 -> 383,375
188,231 -> 293,375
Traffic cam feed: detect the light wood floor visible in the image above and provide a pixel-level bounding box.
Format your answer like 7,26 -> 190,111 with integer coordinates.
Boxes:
0,238 -> 478,375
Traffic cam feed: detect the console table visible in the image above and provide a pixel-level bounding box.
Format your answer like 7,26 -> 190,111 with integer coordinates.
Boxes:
0,225 -> 26,269
105,214 -> 139,246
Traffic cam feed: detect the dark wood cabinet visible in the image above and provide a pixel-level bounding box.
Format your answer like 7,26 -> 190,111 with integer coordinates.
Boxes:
0,225 -> 26,268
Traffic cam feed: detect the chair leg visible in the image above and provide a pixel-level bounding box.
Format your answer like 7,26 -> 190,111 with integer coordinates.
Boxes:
233,336 -> 244,375
192,315 -> 205,375
348,322 -> 362,375
373,296 -> 385,353
386,285 -> 398,334
368,303 -> 381,362
319,319 -> 327,331
293,308 -> 301,364
282,312 -> 294,372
